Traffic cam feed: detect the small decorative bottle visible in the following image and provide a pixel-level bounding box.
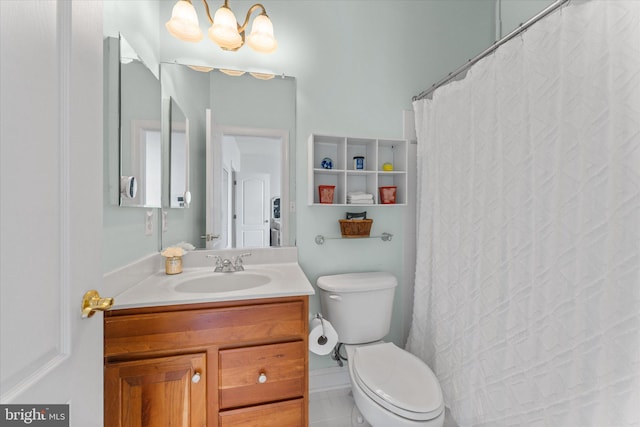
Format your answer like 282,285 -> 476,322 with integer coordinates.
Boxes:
161,246 -> 186,275
165,256 -> 183,275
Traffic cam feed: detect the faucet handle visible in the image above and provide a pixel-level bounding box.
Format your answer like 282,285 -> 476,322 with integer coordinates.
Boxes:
206,255 -> 223,271
233,252 -> 251,271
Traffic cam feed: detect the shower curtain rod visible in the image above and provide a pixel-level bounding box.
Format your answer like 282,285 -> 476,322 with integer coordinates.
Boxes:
412,0 -> 570,101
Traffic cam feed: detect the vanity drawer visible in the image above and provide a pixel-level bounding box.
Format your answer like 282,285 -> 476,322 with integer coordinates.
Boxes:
104,299 -> 306,357
219,398 -> 304,427
219,341 -> 305,409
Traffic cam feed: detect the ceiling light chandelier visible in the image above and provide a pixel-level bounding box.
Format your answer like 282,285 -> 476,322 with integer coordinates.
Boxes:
166,0 -> 278,53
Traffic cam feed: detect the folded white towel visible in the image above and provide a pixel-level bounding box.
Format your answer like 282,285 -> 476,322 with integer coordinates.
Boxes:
347,191 -> 374,202
347,191 -> 371,197
348,199 -> 374,204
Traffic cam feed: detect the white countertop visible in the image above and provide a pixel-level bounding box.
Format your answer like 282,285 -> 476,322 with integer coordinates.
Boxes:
111,259 -> 314,310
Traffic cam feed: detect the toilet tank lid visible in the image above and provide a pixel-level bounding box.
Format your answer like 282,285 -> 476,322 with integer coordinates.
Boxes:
317,272 -> 397,292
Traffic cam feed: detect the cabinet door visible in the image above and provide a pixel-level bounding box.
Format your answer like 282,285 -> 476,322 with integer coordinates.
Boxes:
105,353 -> 206,427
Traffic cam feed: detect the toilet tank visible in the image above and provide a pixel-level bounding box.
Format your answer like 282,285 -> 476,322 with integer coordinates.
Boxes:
317,272 -> 397,344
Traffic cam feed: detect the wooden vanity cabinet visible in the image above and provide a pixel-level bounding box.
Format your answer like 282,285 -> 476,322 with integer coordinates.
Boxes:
104,296 -> 309,427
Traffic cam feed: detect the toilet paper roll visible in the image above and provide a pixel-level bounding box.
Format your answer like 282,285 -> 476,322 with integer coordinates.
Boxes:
309,317 -> 339,355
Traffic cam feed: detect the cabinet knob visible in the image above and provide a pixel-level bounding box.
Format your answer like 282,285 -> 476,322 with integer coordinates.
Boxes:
192,372 -> 201,383
258,372 -> 267,384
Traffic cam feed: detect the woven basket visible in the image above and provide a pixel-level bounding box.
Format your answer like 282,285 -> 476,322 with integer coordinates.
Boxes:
339,219 -> 373,238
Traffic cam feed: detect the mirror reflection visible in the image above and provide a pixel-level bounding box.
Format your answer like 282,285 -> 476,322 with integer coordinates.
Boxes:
160,63 -> 296,249
207,127 -> 288,249
119,35 -> 161,208
168,98 -> 190,208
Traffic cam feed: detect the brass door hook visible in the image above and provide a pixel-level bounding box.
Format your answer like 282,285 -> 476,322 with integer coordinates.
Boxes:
81,290 -> 114,318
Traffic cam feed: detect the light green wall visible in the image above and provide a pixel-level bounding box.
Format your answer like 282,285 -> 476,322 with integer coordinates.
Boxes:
500,0 -> 557,36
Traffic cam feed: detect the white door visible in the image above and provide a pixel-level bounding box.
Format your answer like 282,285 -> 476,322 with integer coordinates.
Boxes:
235,172 -> 271,248
0,1 -> 105,425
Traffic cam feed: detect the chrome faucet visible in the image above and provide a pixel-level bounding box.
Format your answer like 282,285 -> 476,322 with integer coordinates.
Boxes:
207,255 -> 224,272
207,253 -> 251,272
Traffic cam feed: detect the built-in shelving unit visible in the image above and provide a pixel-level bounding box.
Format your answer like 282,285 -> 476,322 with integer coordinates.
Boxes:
308,134 -> 408,206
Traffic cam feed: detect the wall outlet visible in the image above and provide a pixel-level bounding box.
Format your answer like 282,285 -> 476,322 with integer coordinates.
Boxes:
144,210 -> 154,236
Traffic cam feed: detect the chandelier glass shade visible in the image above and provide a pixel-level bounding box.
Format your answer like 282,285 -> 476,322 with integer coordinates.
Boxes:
246,14 -> 278,53
165,0 -> 203,42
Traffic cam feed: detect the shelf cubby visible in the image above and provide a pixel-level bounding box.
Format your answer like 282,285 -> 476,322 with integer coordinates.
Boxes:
308,134 -> 408,206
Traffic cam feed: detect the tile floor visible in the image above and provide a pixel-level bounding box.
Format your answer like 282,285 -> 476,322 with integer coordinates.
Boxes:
309,387 -> 458,427
310,388 -> 369,427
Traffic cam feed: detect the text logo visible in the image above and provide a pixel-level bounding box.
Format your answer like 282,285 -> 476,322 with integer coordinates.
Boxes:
0,405 -> 68,426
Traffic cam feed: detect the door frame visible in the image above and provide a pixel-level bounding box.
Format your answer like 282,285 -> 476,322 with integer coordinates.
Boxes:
207,124 -> 289,248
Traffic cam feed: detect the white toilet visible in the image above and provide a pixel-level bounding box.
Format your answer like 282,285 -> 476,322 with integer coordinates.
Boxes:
317,272 -> 445,427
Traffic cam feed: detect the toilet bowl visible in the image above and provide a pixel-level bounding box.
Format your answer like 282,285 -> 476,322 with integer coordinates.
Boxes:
345,343 -> 444,427
317,272 -> 445,427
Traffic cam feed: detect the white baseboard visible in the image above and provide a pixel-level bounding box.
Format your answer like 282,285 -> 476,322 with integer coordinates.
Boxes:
309,365 -> 351,393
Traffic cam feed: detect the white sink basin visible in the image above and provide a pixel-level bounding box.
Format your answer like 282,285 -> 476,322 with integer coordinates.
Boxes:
109,248 -> 315,310
174,273 -> 271,293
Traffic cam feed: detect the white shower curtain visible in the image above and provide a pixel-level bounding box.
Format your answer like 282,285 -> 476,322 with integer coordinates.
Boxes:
408,1 -> 640,426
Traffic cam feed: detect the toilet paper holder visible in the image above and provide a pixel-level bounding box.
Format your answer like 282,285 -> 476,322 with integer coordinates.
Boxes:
309,312 -> 339,357
315,313 -> 328,345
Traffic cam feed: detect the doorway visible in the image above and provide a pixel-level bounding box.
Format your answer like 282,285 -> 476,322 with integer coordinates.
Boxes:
214,128 -> 287,249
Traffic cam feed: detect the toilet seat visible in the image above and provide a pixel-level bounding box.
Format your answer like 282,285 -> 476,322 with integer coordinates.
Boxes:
352,343 -> 444,422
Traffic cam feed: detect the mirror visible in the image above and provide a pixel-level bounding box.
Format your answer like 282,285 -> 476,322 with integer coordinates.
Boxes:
160,63 -> 296,249
167,98 -> 190,208
118,34 -> 161,207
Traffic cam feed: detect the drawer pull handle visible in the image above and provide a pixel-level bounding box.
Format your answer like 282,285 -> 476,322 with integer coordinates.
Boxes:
258,372 -> 267,384
192,372 -> 201,384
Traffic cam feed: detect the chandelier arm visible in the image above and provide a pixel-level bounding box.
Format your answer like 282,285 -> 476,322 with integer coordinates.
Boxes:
237,3 -> 268,33
201,0 -> 214,25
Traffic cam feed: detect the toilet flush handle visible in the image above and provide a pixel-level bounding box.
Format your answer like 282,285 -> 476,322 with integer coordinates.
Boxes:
328,294 -> 342,301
